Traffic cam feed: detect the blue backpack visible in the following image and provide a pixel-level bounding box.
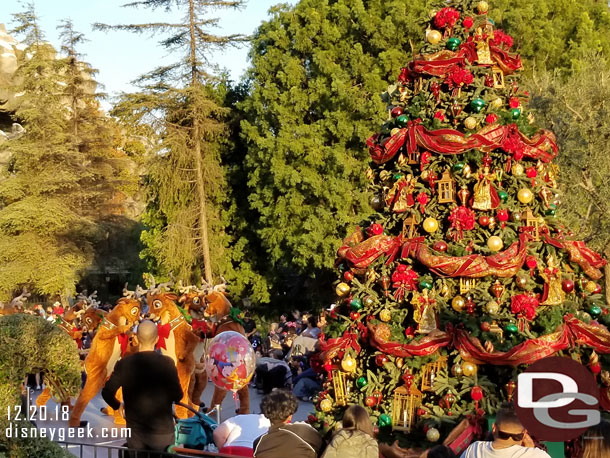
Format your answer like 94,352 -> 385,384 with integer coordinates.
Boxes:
174,403 -> 217,450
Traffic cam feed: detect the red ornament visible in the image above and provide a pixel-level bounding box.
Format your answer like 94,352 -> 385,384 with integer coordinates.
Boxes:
490,281 -> 505,300
350,311 -> 361,320
481,321 -> 491,332
343,271 -> 354,281
496,209 -> 509,222
526,167 -> 537,178
373,390 -> 383,403
323,362 -> 333,373
391,107 -> 404,118
308,414 -> 317,423
485,113 -> 499,124
375,354 -> 389,367
465,296 -> 476,315
365,396 -> 377,407
484,74 -> 494,87
462,16 -> 474,28
470,386 -> 484,401
447,66 -> 474,88
593,284 -> 603,295
525,256 -> 537,270
417,407 -> 427,416
417,192 -> 429,214
368,223 -> 383,236
562,279 -> 575,293
434,111 -> 445,121
402,372 -> 415,388
478,215 -> 490,227
509,97 -> 520,109
591,363 -> 602,375
433,241 -> 448,252
404,326 -> 415,338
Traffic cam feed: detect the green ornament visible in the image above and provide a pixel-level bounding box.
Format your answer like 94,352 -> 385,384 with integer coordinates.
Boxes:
393,173 -> 403,180
589,305 -> 602,318
446,37 -> 461,51
505,323 -> 518,334
419,279 -> 433,290
470,98 -> 486,113
497,190 -> 508,203
350,297 -> 363,311
356,377 -> 368,389
378,413 -> 392,428
510,108 -> 521,120
545,208 -> 556,217
488,18 -> 496,25
395,114 -> 409,128
453,162 -> 465,172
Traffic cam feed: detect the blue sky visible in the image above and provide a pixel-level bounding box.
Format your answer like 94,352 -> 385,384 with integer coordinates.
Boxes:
2,1 -> 294,103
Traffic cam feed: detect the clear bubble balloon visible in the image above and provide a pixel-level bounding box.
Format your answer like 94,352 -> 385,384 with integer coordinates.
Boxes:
206,331 -> 255,392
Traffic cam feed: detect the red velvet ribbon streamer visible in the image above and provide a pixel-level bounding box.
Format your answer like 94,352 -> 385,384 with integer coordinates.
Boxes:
156,322 -> 171,350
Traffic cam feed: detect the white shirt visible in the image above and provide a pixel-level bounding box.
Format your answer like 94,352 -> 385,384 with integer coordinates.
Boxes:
223,414 -> 271,448
461,442 -> 551,458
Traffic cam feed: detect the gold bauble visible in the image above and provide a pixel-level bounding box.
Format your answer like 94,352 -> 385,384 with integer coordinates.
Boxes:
379,170 -> 391,182
464,116 -> 478,130
391,127 -> 401,137
452,295 -> 466,312
451,363 -> 464,377
336,282 -> 351,297
485,300 -> 500,314
512,163 -> 524,176
488,216 -> 496,230
341,356 -> 357,372
476,1 -> 489,14
463,164 -> 472,178
396,357 -> 404,369
585,281 -> 597,293
379,309 -> 392,322
427,30 -> 442,45
320,398 -> 333,412
421,170 -> 430,180
490,97 -> 503,109
426,427 -> 441,442
462,361 -> 478,376
487,236 -> 504,252
429,9 -> 438,18
423,217 -> 439,233
517,188 -> 534,204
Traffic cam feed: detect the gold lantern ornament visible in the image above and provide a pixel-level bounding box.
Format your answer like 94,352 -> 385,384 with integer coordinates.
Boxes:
459,278 -> 477,294
336,282 -> 351,297
402,215 -> 418,239
437,170 -> 456,204
522,208 -> 541,241
320,398 -> 333,412
487,236 -> 503,252
517,188 -> 534,204
427,29 -> 442,45
421,356 -> 448,391
331,370 -> 348,406
391,384 -> 423,432
462,361 -> 478,377
422,217 -> 439,233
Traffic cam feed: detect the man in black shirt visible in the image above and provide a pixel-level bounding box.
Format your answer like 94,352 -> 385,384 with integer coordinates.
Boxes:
102,320 -> 182,456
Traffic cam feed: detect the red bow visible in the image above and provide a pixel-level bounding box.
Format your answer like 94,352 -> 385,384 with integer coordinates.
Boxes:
156,322 -> 171,350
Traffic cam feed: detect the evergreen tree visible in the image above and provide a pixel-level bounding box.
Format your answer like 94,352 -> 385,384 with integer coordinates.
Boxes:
0,4 -> 127,301
98,0 -> 248,287
311,0 -> 608,452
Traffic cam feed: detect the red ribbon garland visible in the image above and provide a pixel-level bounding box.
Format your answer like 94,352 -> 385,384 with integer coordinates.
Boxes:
117,333 -> 130,357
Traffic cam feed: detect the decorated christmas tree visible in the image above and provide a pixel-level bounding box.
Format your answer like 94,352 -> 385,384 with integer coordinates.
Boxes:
311,0 -> 609,451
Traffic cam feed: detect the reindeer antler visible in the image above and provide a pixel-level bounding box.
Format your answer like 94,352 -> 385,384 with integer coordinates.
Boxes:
123,283 -> 136,298
10,289 -> 31,308
213,277 -> 228,293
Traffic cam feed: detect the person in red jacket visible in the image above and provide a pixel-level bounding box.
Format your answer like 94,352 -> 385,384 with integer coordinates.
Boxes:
253,389 -> 323,458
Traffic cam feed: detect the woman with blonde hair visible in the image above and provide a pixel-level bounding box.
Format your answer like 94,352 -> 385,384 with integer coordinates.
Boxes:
321,405 -> 378,458
580,419 -> 610,458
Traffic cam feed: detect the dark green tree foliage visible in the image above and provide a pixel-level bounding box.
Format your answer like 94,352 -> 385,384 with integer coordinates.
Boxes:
311,0 -> 607,449
0,5 -> 126,301
241,0 -> 435,307
102,0 -> 266,295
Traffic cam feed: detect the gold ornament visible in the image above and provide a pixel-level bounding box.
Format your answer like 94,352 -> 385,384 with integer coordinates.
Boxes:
490,97 -> 503,109
422,217 -> 439,233
379,170 -> 391,182
517,188 -> 534,204
464,116 -> 478,130
487,236 -> 503,252
391,127 -> 401,137
488,216 -> 496,230
463,164 -> 472,178
540,255 -> 565,306
341,355 -> 357,373
512,163 -> 524,176
379,309 -> 392,322
320,398 -> 333,412
586,281 -> 597,293
336,282 -> 351,297
427,30 -> 442,45
485,300 -> 500,314
397,153 -> 407,166
426,427 -> 440,442
366,168 -> 375,181
421,170 -> 430,180
476,1 -> 489,14
396,357 -> 404,369
452,295 -> 466,312
391,384 -> 423,432
462,361 -> 478,376
472,166 -> 496,210
451,363 -> 463,377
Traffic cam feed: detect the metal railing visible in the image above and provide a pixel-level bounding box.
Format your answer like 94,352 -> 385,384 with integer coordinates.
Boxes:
56,441 -> 246,458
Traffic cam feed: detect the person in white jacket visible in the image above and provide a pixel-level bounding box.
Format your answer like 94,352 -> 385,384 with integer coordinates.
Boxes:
460,407 -> 550,458
321,405 -> 378,458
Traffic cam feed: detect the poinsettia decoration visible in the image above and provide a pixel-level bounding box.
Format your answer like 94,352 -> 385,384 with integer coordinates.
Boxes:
447,66 -> 474,88
448,205 -> 476,240
491,29 -> 514,49
511,294 -> 539,320
391,264 -> 419,302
